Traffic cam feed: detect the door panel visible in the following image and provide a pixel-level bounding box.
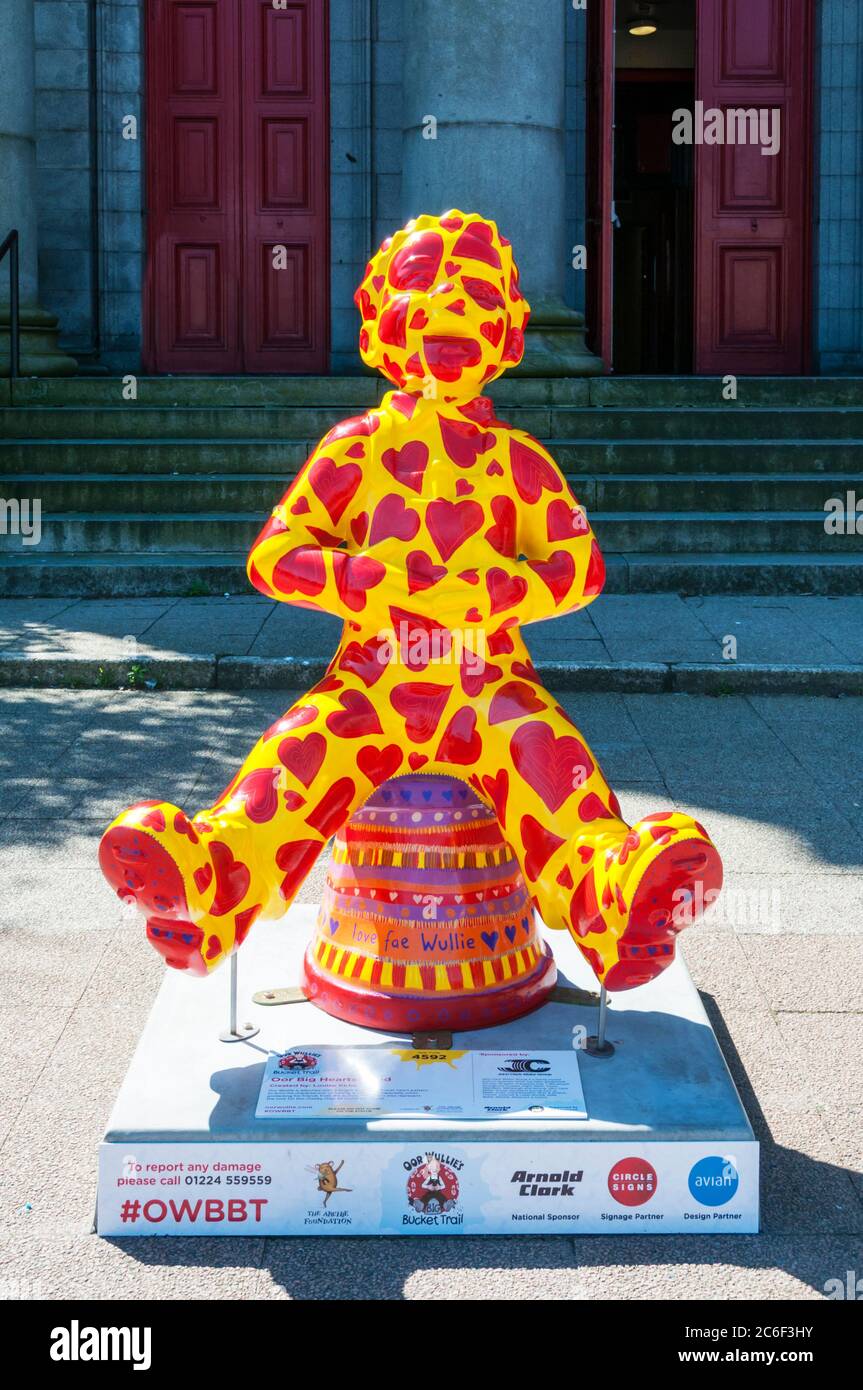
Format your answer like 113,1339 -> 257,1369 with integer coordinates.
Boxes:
145,0 -> 329,373
241,0 -> 329,370
146,0 -> 241,371
695,0 -> 812,374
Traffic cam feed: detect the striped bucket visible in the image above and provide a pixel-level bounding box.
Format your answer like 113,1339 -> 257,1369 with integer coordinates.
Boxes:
302,773 -> 556,1032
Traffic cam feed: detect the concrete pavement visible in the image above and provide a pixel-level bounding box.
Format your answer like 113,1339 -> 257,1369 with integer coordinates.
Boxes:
0,594 -> 862,695
0,687 -> 860,1300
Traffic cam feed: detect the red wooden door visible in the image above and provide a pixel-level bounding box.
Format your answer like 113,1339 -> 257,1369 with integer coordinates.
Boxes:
585,0 -> 615,370
694,0 -> 812,374
145,0 -> 329,373
241,0 -> 330,371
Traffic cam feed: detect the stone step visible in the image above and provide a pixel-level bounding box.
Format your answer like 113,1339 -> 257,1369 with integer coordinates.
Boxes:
5,373 -> 863,408
3,374 -> 592,407
3,403 -> 862,440
0,438 -> 314,474
3,470 -> 855,514
1,549 -> 861,598
7,509 -> 860,555
4,436 -> 861,476
589,375 -> 863,407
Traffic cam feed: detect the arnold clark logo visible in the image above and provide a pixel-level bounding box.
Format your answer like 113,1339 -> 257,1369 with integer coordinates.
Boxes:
688,1155 -> 740,1207
511,1167 -> 583,1198
404,1152 -> 463,1226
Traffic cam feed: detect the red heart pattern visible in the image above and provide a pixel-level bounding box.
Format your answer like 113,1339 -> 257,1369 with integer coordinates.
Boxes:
309,457 -> 362,524
510,722 -> 596,814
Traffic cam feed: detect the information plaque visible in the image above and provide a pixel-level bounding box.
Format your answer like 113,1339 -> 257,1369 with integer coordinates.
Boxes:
255,1047 -> 588,1121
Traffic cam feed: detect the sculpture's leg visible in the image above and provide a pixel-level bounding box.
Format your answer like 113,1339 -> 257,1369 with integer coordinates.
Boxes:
478,699 -> 722,992
98,678 -> 401,976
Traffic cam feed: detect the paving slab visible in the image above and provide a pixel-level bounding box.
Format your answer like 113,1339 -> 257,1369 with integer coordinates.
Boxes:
260,1235 -> 589,1300
670,794 -> 863,876
707,871 -> 863,936
543,1235 -> 863,1301
739,935 -> 863,1012
792,596 -> 863,663
772,1013 -> 863,1111
749,695 -> 863,791
749,1105 -> 863,1236
684,596 -> 850,665
819,1110 -> 863,1202
0,599 -> 78,649
681,931 -> 771,1011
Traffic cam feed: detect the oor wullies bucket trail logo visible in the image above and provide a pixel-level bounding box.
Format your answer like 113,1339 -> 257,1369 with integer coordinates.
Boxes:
278,1050 -> 320,1071
404,1152 -> 463,1226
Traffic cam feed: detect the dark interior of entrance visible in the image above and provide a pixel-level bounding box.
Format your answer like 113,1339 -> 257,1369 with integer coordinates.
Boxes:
613,1 -> 695,373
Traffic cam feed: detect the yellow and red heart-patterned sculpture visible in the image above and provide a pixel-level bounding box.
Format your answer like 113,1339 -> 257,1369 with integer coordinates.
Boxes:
99,211 -> 721,1029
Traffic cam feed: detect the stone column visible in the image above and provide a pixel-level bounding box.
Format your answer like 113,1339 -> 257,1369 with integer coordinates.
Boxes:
400,0 -> 600,374
0,0 -> 76,374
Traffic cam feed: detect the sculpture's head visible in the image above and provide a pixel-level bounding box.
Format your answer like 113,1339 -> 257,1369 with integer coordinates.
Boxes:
354,210 -> 530,397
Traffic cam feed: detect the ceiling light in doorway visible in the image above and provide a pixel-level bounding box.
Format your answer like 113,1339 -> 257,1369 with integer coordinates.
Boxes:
626,3 -> 658,36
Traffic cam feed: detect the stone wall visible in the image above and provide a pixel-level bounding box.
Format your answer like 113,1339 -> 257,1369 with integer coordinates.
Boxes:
33,0 -> 144,369
93,0 -> 144,372
33,0 -> 95,354
813,0 -> 863,372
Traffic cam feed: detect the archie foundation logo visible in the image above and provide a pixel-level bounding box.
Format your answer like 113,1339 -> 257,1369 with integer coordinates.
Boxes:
608,1157 -> 658,1207
404,1152 -> 462,1220
688,1155 -> 739,1207
306,1159 -> 352,1208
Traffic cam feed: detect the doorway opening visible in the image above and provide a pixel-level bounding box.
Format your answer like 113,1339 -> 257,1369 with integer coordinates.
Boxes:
612,1 -> 694,373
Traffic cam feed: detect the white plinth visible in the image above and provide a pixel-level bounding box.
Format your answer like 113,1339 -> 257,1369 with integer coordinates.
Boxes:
97,908 -> 758,1236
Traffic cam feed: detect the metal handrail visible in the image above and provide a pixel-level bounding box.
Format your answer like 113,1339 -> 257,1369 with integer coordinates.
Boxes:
0,228 -> 20,378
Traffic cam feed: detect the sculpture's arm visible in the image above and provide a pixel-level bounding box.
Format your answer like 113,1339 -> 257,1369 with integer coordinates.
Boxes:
246,429 -> 404,623
482,432 -> 606,628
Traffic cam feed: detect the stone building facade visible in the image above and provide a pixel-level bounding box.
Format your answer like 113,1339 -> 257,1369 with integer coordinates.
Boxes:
1,0 -> 861,375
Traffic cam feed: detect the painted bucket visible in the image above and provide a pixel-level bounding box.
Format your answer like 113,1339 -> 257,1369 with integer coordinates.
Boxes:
303,773 -> 557,1031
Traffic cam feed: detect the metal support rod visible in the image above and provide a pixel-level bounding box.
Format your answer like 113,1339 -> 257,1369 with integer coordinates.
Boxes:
596,984 -> 608,1051
219,953 -> 260,1043
585,983 -> 615,1058
229,953 -> 238,1034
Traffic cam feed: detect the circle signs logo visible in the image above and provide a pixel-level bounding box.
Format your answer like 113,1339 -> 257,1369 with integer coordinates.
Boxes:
688,1155 -> 739,1206
608,1157 -> 658,1207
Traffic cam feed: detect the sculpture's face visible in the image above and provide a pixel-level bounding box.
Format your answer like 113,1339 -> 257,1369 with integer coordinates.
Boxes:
354,210 -> 530,398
